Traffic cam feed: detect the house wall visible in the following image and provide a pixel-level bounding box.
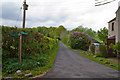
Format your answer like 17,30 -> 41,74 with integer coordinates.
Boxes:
116,7 -> 120,42
108,20 -> 116,38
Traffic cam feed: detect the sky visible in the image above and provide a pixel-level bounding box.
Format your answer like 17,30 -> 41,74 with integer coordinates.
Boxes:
0,0 -> 119,31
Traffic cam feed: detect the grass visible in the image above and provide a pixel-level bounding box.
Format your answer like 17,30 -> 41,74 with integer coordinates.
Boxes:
79,52 -> 120,71
2,43 -> 59,79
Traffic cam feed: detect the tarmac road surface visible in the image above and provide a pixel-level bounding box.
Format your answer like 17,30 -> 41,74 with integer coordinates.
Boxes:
32,41 -> 119,79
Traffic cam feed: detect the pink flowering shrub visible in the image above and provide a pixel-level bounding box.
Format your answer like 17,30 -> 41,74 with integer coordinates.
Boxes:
70,31 -> 90,50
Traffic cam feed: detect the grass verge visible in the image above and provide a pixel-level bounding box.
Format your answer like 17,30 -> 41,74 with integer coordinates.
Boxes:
79,52 -> 120,71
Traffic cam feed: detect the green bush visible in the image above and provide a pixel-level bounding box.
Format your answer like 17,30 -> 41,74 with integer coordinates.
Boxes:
2,41 -> 59,74
2,26 -> 58,58
89,45 -> 95,53
99,44 -> 108,57
62,36 -> 69,45
109,42 -> 120,57
2,58 -> 41,73
70,31 -> 90,50
2,49 -> 11,59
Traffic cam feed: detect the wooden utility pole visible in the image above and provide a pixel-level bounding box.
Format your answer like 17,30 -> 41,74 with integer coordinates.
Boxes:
19,0 -> 28,63
19,32 -> 22,63
23,0 -> 26,29
23,0 -> 28,28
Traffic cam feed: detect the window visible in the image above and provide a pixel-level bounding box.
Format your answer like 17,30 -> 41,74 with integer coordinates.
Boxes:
112,23 -> 114,31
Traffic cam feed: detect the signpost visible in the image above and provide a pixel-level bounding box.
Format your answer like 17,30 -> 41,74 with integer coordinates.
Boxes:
19,32 -> 22,63
9,32 -> 28,63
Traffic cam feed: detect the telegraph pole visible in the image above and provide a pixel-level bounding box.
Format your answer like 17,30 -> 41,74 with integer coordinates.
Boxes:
19,32 -> 22,63
23,0 -> 27,29
19,0 -> 28,63
23,0 -> 28,28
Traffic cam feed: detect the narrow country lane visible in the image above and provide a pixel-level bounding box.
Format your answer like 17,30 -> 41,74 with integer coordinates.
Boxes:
34,41 -> 119,78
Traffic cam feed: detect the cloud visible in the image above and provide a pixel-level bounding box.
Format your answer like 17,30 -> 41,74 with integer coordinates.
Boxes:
2,2 -> 22,21
0,0 -> 119,31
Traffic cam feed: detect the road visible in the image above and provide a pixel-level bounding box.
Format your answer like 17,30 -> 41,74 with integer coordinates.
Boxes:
34,41 -> 119,78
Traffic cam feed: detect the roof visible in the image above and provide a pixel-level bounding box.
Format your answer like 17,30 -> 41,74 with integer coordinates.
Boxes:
88,35 -> 100,43
88,35 -> 94,40
108,18 -> 116,23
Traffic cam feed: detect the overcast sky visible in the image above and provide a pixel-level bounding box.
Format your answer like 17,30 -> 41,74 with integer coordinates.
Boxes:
0,0 -> 119,31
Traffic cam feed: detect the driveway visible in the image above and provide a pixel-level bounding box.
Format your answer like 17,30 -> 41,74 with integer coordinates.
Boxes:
34,41 -> 119,78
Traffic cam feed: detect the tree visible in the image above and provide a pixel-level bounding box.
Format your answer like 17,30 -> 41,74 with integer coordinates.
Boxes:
86,28 -> 96,38
49,27 -> 57,38
71,25 -> 87,32
54,25 -> 67,40
37,26 -> 49,36
97,27 -> 108,44
71,25 -> 97,40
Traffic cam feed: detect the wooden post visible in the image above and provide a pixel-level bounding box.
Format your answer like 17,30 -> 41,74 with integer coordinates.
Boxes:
23,0 -> 26,29
19,32 -> 22,63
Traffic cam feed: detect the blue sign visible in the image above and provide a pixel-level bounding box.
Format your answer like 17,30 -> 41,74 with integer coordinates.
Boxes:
9,32 -> 28,36
22,32 -> 28,35
9,33 -> 19,36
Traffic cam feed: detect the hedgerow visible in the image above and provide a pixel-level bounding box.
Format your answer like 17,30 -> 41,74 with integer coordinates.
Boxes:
2,25 -> 59,73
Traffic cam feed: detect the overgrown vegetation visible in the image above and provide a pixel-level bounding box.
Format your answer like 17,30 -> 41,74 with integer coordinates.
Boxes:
109,42 -> 120,57
3,58 -> 41,73
97,27 -> 108,44
89,45 -> 95,53
99,44 -> 109,58
71,26 -> 102,43
70,31 -> 90,50
37,25 -> 67,40
2,25 -> 59,78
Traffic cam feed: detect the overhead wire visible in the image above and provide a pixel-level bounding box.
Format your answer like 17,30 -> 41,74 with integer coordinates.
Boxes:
95,0 -> 109,4
95,0 -> 116,6
14,1 -> 24,28
14,6 -> 22,27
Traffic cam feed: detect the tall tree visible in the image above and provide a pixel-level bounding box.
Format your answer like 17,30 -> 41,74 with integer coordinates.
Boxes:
71,25 -> 97,38
97,27 -> 108,44
55,25 -> 67,40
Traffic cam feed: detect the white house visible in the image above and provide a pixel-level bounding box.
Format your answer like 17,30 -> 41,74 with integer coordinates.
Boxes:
108,1 -> 120,43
